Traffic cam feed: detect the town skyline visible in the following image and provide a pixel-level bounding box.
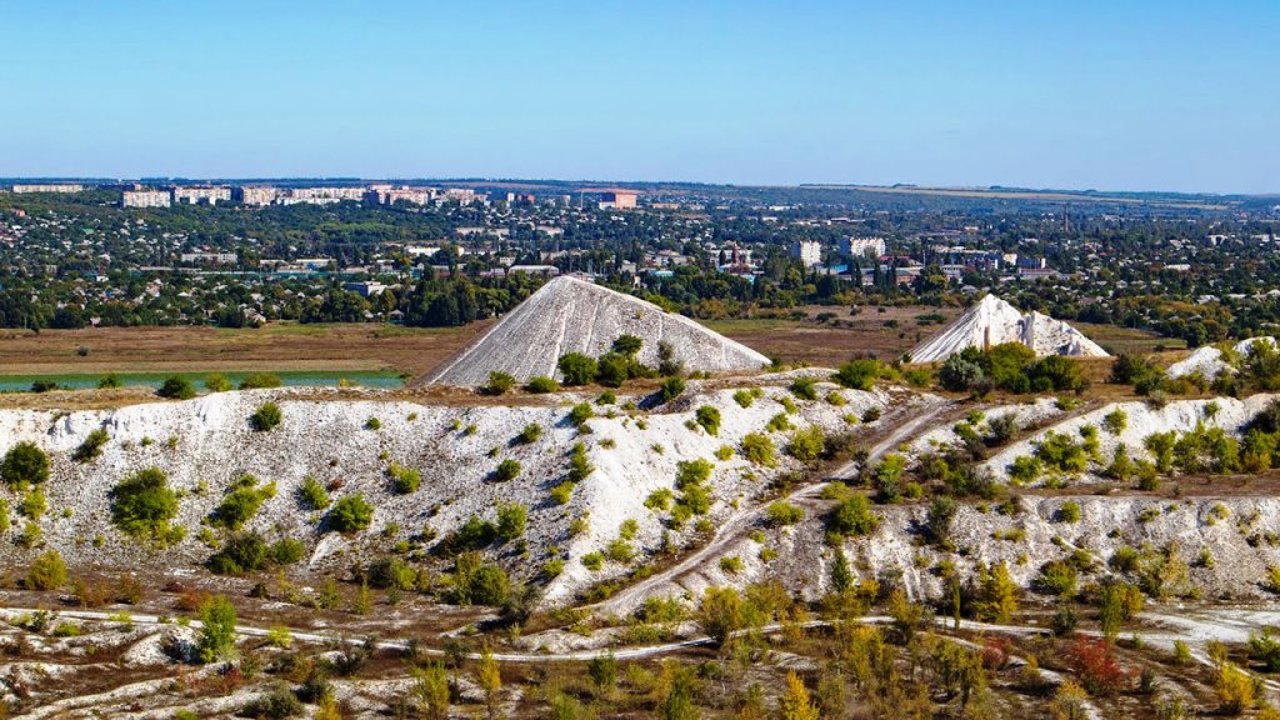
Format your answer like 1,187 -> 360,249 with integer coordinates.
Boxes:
3,1 -> 1277,194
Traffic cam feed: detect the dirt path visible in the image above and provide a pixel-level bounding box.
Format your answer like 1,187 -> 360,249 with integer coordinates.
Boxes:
588,396 -> 952,617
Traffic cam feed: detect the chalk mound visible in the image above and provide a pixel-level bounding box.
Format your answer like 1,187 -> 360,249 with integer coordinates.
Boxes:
910,294 -> 1109,363
1168,337 -> 1276,379
425,276 -> 770,386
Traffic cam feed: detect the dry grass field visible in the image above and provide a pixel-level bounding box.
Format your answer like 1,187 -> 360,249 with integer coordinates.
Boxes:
0,321 -> 492,378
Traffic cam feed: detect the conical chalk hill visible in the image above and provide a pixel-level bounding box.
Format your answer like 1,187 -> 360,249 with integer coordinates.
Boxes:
910,294 -> 1109,362
423,276 -> 770,387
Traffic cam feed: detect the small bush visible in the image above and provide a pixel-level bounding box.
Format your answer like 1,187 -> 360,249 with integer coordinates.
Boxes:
496,502 -> 528,542
833,358 -> 883,390
209,475 -> 276,531
388,463 -> 422,494
517,423 -> 543,444
493,458 -> 522,482
26,550 -> 67,590
2,441 -> 50,489
568,403 -> 594,425
157,376 -> 196,399
789,376 -> 818,400
582,552 -> 605,571
525,375 -> 560,393
1057,501 -> 1082,523
270,538 -> 306,565
766,501 -> 804,526
786,426 -> 825,463
733,389 -> 755,408
558,353 -> 599,386
204,373 -> 232,392
239,372 -> 282,390
250,402 -> 283,432
73,428 -> 110,463
828,494 -> 880,536
660,376 -> 686,403
298,476 -> 330,510
365,417 -> 382,431
740,433 -> 778,467
695,405 -> 721,436
110,467 -> 179,541
484,371 -> 516,395
328,495 -> 374,533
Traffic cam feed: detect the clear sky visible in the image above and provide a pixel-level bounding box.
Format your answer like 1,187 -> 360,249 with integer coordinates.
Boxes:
2,1 -> 1277,193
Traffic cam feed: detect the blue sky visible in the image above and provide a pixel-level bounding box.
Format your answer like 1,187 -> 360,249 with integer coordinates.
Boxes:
2,1 -> 1277,193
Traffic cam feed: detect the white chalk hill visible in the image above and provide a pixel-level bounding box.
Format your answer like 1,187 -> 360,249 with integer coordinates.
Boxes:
425,276 -> 770,386
909,294 -> 1109,363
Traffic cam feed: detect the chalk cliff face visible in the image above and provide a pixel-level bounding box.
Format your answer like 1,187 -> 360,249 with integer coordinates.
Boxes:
909,294 -> 1109,363
424,276 -> 769,387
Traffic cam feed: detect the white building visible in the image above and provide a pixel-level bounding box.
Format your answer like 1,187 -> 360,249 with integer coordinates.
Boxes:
840,236 -> 886,259
122,190 -> 171,208
12,184 -> 83,194
369,185 -> 433,206
173,186 -> 232,205
180,252 -> 237,264
236,186 -> 280,206
790,240 -> 822,267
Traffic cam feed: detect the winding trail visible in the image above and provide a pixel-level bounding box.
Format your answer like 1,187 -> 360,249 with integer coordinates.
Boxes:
589,396 -> 953,616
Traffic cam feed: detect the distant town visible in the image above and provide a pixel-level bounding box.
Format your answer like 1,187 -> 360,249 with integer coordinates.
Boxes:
1,179 -> 1278,348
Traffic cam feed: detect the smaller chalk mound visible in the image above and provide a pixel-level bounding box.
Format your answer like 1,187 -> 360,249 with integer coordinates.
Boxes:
910,294 -> 1108,363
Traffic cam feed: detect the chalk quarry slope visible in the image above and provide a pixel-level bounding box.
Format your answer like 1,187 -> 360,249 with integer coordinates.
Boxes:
424,276 -> 770,387
0,380 -> 893,605
910,294 -> 1109,362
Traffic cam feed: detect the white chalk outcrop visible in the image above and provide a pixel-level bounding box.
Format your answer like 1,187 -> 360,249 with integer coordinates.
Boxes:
909,294 -> 1108,363
1167,337 -> 1276,379
424,276 -> 770,387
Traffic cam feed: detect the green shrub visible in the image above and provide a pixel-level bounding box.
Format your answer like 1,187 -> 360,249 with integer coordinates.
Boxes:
695,405 -> 721,436
789,376 -> 818,400
365,416 -> 382,431
209,475 -> 276,530
493,459 -> 522,482
833,358 -> 883,390
517,423 -> 543,444
766,501 -> 804,526
733,389 -> 755,408
766,413 -> 792,432
297,476 -> 330,510
368,556 -> 416,590
582,552 -> 605,571
207,532 -> 271,575
1103,409 -> 1128,435
496,502 -> 528,542
157,376 -> 196,399
525,375 -> 560,393
110,467 -> 179,541
660,376 -> 686,403
550,481 -> 574,505
388,463 -> 422,494
740,432 -> 778,467
196,595 -> 237,663
786,426 -> 825,463
327,494 -> 374,533
676,459 -> 713,488
1033,560 -> 1079,596
20,489 -> 46,519
250,402 -> 283,432
239,372 -> 282,390
558,353 -> 599,386
25,550 -> 67,590
269,537 -> 306,565
1057,501 -> 1082,523
568,403 -> 594,425
97,373 -> 123,389
2,442 -> 50,489
204,373 -> 232,392
645,488 -> 673,511
443,516 -> 499,554
73,428 -> 110,463
828,494 -> 880,536
484,371 -> 516,395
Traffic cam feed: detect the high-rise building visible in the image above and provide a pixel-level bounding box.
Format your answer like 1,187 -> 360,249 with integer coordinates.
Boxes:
12,184 -> 83,194
790,240 -> 823,267
173,186 -> 232,205
598,190 -> 638,209
235,186 -> 280,206
121,189 -> 171,208
840,236 -> 887,259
